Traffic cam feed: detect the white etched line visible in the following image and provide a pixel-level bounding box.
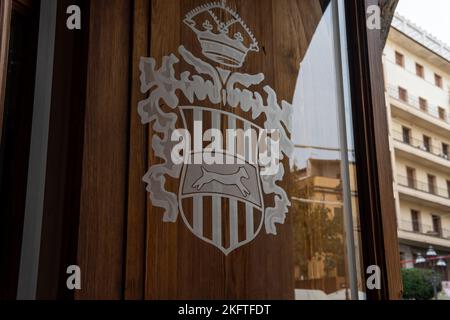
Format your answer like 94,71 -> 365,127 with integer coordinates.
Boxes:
193,195 -> 203,236
212,196 -> 222,247
227,116 -> 236,164
244,122 -> 251,163
229,199 -> 238,247
246,203 -> 254,240
193,109 -> 203,164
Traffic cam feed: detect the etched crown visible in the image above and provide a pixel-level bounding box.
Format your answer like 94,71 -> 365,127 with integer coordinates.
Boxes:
184,1 -> 259,68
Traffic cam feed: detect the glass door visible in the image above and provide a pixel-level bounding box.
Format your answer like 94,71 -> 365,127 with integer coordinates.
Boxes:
290,0 -> 364,300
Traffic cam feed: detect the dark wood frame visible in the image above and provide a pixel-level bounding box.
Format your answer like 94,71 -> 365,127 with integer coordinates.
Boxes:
0,0 -> 90,300
36,0 -> 90,300
0,0 -> 12,141
345,0 -> 403,299
75,0 -> 134,300
0,0 -> 40,299
0,0 -> 34,133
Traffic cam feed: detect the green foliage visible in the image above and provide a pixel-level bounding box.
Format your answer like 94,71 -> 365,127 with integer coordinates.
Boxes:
402,268 -> 442,300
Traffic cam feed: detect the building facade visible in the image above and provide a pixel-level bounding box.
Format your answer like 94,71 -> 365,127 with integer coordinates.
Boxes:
293,159 -> 364,299
384,14 -> 450,279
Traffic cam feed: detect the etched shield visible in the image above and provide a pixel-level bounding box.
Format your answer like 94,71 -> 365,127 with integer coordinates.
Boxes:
178,106 -> 265,255
138,1 -> 294,256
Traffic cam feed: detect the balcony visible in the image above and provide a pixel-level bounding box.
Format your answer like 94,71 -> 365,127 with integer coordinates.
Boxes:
386,85 -> 450,136
396,175 -> 450,211
398,219 -> 450,248
391,130 -> 450,171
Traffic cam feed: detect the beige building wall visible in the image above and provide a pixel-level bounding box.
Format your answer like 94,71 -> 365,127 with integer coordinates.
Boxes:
383,15 -> 450,271
384,42 -> 450,111
391,119 -> 450,149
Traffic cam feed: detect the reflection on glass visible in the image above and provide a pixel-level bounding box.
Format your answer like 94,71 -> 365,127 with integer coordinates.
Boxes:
292,160 -> 346,297
288,3 -> 364,300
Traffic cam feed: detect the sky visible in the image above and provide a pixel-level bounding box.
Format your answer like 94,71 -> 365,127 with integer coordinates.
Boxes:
396,0 -> 450,47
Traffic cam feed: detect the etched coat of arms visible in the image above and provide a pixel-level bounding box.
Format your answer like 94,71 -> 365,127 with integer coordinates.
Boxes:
138,1 -> 293,255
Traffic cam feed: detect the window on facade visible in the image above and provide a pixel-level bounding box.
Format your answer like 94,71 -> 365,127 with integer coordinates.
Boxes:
427,174 -> 436,194
395,51 -> 404,67
447,180 -> 450,199
432,215 -> 442,237
410,210 -> 421,233
415,63 -> 424,78
406,167 -> 416,188
438,107 -> 446,121
434,73 -> 443,88
422,135 -> 431,152
419,97 -> 428,112
442,143 -> 449,159
402,126 -> 411,144
398,87 -> 408,102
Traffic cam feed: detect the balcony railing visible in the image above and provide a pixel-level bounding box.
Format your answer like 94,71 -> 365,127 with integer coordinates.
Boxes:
397,175 -> 450,200
392,130 -> 450,161
399,219 -> 450,240
387,85 -> 450,125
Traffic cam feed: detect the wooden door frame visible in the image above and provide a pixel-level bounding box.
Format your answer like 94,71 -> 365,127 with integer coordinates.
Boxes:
0,0 -> 12,142
345,0 -> 403,299
0,0 -> 34,141
36,0 -> 90,300
0,0 -> 42,300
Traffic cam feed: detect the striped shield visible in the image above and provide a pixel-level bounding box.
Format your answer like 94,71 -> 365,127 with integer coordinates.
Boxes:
178,106 -> 265,255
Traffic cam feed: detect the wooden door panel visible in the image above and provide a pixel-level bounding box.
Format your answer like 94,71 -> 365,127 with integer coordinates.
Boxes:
143,0 -> 324,300
78,0 -> 325,299
76,0 -> 132,300
125,0 -> 151,300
